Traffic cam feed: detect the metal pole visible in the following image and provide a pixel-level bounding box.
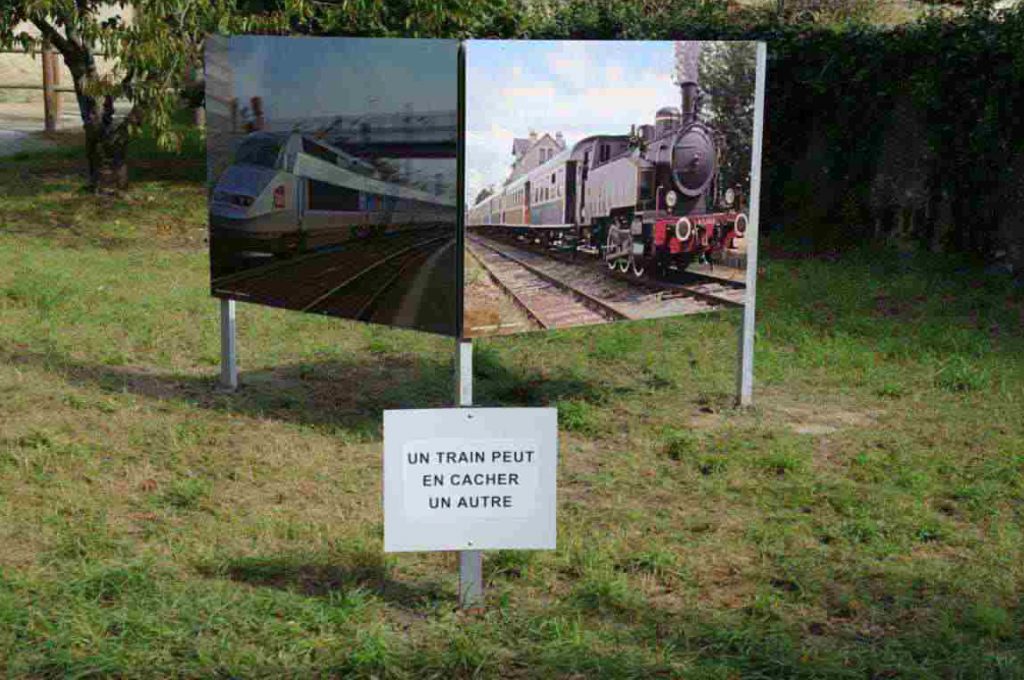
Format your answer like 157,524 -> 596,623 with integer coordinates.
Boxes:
737,43 -> 767,407
456,339 -> 483,608
220,298 -> 238,391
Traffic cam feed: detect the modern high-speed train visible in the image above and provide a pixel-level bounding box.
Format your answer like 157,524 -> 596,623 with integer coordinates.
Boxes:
468,93 -> 747,279
210,131 -> 455,258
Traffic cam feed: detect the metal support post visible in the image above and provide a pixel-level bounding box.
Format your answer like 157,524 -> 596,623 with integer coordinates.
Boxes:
737,43 -> 767,407
220,298 -> 238,391
456,339 -> 483,608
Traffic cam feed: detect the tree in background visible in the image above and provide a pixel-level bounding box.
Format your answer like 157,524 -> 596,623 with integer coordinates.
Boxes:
474,187 -> 494,206
698,40 -> 757,207
762,0 -> 898,23
0,2 -> 262,191
0,0 -> 516,192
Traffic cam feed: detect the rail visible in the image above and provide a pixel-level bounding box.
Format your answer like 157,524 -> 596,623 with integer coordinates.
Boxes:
468,234 -> 630,322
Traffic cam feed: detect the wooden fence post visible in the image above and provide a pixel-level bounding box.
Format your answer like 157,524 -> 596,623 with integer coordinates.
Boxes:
42,43 -> 61,133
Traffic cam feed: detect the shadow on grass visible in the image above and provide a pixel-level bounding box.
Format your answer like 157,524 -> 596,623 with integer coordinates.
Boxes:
199,554 -> 453,611
472,344 -> 615,407
3,346 -> 610,439
0,145 -> 207,251
1,143 -> 205,191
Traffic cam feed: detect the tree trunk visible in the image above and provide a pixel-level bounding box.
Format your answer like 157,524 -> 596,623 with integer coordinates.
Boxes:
51,29 -> 129,193
84,129 -> 128,191
79,92 -> 129,192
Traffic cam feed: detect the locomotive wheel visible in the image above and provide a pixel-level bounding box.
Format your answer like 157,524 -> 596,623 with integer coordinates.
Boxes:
606,224 -> 634,273
630,257 -> 645,278
605,228 -> 619,270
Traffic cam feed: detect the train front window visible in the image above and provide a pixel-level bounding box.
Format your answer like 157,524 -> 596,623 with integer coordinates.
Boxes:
302,138 -> 339,165
235,135 -> 282,168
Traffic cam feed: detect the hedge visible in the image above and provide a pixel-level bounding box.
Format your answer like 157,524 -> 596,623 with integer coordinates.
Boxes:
289,0 -> 1024,263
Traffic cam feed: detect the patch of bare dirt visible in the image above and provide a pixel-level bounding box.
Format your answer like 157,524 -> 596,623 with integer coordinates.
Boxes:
462,247 -> 536,338
766,398 -> 879,436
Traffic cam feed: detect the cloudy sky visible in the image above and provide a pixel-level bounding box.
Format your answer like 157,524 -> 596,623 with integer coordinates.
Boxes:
223,37 -> 458,194
229,36 -> 457,120
465,40 -> 682,203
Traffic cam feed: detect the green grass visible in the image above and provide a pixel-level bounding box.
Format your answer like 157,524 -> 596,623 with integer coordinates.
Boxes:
0,138 -> 1022,677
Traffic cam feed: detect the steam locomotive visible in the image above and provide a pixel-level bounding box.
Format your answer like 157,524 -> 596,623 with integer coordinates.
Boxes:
467,72 -> 746,279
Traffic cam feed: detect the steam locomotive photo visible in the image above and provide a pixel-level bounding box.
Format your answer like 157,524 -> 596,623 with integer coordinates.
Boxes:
467,44 -> 747,280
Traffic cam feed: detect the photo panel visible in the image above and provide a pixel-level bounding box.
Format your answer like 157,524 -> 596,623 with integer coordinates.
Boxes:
206,36 -> 459,336
463,40 -> 763,338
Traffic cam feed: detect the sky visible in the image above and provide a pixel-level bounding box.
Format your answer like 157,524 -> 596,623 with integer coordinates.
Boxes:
222,37 -> 458,195
210,38 -> 740,204
229,36 -> 457,119
465,40 -> 684,203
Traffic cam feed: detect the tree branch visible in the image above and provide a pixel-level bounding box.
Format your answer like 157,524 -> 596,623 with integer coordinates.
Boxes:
29,16 -> 73,56
61,7 -> 89,55
120,66 -> 136,98
111,102 -> 145,146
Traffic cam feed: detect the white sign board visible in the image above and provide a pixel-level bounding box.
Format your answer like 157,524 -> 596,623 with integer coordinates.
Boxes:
383,407 -> 557,552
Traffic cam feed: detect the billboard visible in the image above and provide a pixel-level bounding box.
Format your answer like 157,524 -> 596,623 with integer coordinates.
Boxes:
463,40 -> 762,338
206,36 -> 459,336
204,38 -> 764,341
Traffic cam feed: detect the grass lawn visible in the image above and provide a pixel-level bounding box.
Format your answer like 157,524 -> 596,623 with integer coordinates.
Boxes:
0,136 -> 1022,678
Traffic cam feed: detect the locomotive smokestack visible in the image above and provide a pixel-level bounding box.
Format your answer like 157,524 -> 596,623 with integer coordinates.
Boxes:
674,42 -> 701,126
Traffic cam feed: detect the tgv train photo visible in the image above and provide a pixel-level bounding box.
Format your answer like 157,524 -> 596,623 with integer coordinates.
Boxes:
467,46 -> 747,280
210,130 -> 456,263
206,36 -> 460,336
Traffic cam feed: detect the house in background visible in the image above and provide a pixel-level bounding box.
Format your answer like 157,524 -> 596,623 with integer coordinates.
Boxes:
507,130 -> 566,183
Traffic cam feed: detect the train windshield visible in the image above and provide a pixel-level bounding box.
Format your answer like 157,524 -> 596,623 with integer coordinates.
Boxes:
234,134 -> 283,168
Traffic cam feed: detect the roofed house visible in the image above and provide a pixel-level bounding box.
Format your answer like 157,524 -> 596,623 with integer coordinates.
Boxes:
507,130 -> 566,182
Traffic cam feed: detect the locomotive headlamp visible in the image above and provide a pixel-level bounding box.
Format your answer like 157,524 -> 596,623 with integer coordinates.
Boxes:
675,217 -> 692,242
724,187 -> 735,207
665,190 -> 678,208
734,213 -> 748,236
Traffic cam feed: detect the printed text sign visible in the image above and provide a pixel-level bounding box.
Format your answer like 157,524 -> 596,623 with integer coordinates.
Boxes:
384,409 -> 557,552
400,439 -> 541,519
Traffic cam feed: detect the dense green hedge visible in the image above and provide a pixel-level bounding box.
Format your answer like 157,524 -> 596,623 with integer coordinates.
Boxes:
753,6 -> 1024,257
522,1 -> 1024,257
284,0 -> 1024,259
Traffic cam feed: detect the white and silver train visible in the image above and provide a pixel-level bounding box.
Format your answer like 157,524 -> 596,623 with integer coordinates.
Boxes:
210,131 -> 455,257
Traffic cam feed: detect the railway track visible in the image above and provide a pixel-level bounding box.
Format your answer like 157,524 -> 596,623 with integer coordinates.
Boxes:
467,238 -> 625,330
468,234 -> 743,322
305,236 -> 450,319
211,230 -> 450,311
649,272 -> 746,308
470,226 -> 746,308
